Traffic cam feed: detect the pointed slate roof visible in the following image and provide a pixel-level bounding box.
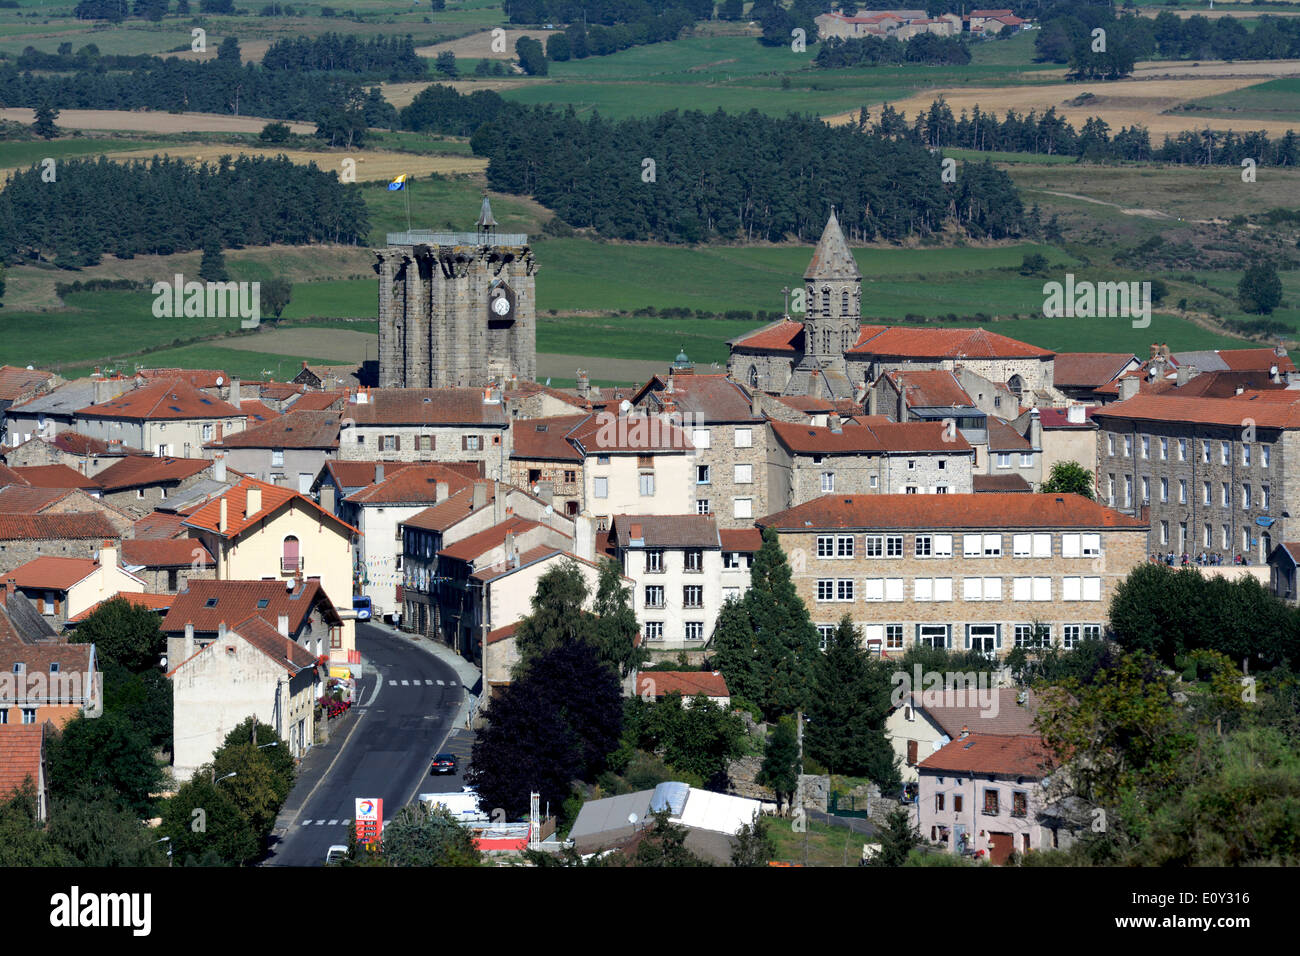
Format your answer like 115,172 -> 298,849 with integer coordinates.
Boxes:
476,195 -> 498,230
804,209 -> 860,281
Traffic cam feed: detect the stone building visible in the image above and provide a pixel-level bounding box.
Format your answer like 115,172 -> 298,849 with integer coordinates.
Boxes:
631,363 -> 769,528
1092,391 -> 1300,561
757,492 -> 1147,657
0,513 -> 123,576
509,413 -> 587,518
374,199 -> 536,389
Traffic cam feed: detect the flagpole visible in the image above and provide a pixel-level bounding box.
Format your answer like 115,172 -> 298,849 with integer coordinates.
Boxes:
405,178 -> 411,232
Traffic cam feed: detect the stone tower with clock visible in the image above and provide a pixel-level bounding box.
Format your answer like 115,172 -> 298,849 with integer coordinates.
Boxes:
374,197 -> 537,388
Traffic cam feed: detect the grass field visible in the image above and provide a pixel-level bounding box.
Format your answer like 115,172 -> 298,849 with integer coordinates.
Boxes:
769,818 -> 869,867
1177,76 -> 1300,123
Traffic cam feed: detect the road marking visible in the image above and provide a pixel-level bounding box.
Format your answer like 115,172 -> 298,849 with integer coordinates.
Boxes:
425,679 -> 434,685
388,680 -> 397,686
301,820 -> 313,826
328,819 -> 338,826
401,680 -> 409,686
437,680 -> 445,686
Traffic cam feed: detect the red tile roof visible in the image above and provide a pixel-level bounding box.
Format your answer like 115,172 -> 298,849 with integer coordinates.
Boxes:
472,544 -> 565,582
729,320 -> 804,353
1216,348 -> 1296,373
910,688 -> 1041,737
1052,353 -> 1137,389
510,415 -> 588,462
257,382 -> 306,402
1036,407 -> 1096,429
76,378 -> 243,421
917,733 -> 1055,778
121,538 -> 211,568
771,394 -> 835,414
504,379 -> 591,411
0,463 -> 27,486
161,578 -> 335,634
8,556 -> 100,590
887,369 -> 973,408
636,671 -> 730,699
634,374 -> 760,424
848,326 -> 1052,360
346,465 -> 477,506
0,366 -> 54,402
183,477 -> 357,539
719,528 -> 763,552
238,399 -> 281,425
50,432 -> 148,457
0,724 -> 44,801
132,511 -> 189,540
770,418 -> 970,455
986,417 -> 1031,451
0,486 -> 76,514
320,460 -> 418,491
1094,393 -> 1300,429
0,513 -> 121,540
759,492 -> 1145,531
136,368 -> 228,389
567,413 -> 693,455
972,474 -> 1032,493
290,390 -> 348,412
93,456 -> 210,491
485,620 -> 519,645
343,388 -> 509,427
439,517 -> 541,562
67,591 -> 175,623
9,464 -> 98,490
206,410 -> 339,450
0,643 -> 95,702
230,614 -> 318,672
402,482 -> 494,533
609,515 -> 720,550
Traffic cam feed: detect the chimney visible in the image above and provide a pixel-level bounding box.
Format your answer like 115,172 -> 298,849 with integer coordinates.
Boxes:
375,464 -> 384,484
277,614 -> 289,638
213,454 -> 227,483
1117,376 -> 1140,402
1066,404 -> 1085,424
230,377 -> 241,410
493,480 -> 503,525
575,513 -> 595,563
219,498 -> 228,534
666,374 -> 675,394
1149,343 -> 1160,361
184,621 -> 195,659
218,621 -> 227,640
93,375 -> 113,406
1176,363 -> 1197,387
536,480 -> 554,504
472,482 -> 487,511
959,725 -> 969,739
576,369 -> 590,400
829,417 -> 843,434
1271,364 -> 1281,385
320,483 -> 336,514
0,577 -> 13,609
750,390 -> 764,420
245,485 -> 262,519
435,481 -> 449,503
1028,408 -> 1042,450
98,540 -> 117,570
1236,385 -> 1246,396
504,530 -> 515,564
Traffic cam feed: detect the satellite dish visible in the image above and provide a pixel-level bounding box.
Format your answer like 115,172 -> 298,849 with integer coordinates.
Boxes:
620,399 -> 632,413
544,505 -> 553,516
627,813 -> 639,825
216,376 -> 224,386
25,365 -> 33,370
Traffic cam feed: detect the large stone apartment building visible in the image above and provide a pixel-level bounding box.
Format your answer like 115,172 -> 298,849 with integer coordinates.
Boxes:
758,493 -> 1147,657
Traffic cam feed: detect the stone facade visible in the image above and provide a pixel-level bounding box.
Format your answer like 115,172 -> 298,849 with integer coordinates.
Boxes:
686,421 -> 768,528
1093,409 -> 1297,562
0,536 -> 122,577
375,212 -> 536,389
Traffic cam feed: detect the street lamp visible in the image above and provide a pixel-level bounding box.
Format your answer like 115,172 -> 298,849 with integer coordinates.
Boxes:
156,836 -> 172,867
214,771 -> 237,784
258,741 -> 279,749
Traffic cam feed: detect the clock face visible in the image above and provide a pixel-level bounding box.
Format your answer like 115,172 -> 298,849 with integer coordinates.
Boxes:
491,294 -> 511,316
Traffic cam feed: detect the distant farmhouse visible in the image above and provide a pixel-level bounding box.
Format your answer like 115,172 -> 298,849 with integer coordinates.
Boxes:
815,8 -> 1029,42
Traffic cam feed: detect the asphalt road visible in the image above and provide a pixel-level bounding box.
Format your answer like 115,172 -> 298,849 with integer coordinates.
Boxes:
264,621 -> 470,867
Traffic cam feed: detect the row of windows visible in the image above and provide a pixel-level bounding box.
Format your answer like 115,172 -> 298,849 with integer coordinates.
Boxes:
1109,475 -> 1271,511
816,622 -> 1102,651
1157,520 -> 1260,552
814,532 -> 1102,559
640,549 -> 706,572
642,621 -> 706,642
814,576 -> 1103,603
695,498 -> 754,519
932,789 -> 1029,817
696,464 -> 754,485
644,585 -> 705,609
691,428 -> 753,449
0,709 -> 39,724
1106,433 -> 1272,468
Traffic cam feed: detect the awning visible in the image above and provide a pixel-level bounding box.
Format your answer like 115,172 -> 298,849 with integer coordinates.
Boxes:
1256,516 -> 1276,527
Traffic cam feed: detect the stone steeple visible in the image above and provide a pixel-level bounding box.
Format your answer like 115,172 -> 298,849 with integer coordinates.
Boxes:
804,207 -> 860,281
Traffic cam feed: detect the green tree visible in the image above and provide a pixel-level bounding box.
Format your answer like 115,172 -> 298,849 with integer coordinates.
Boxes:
621,809 -> 711,866
70,594 -> 166,672
381,802 -> 481,866
32,103 -> 59,140
0,784 -> 75,866
730,812 -> 776,866
261,276 -> 292,319
159,769 -> 260,866
212,743 -> 287,840
1238,260 -> 1283,314
199,234 -> 229,282
1019,252 -> 1048,276
591,557 -> 648,678
434,51 -> 458,77
222,717 -> 295,796
515,35 -> 548,76
47,796 -> 166,866
619,692 -> 746,790
712,527 -> 820,721
871,807 -> 921,866
217,35 -> 241,64
46,713 -> 162,817
259,121 -> 291,144
1040,461 -> 1095,500
806,615 -> 899,788
757,716 -> 800,813
102,662 -> 173,750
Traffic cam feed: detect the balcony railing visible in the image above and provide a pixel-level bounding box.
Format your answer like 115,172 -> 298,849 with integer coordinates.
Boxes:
282,557 -> 303,574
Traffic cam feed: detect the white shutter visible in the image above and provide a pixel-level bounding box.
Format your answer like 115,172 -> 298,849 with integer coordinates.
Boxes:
963,578 -> 982,601
1083,577 -> 1102,601
885,578 -> 904,602
1063,577 -> 1081,601
1062,533 -> 1081,558
1012,534 -> 1031,558
1033,533 -> 1052,557
864,579 -> 884,602
934,534 -> 953,557
964,535 -> 981,557
1013,578 -> 1031,601
984,577 -> 1002,601
984,534 -> 1002,556
1083,533 -> 1101,555
915,579 -> 933,602
935,578 -> 953,602
1033,577 -> 1051,601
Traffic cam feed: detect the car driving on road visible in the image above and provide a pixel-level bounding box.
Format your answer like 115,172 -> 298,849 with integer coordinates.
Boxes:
430,753 -> 458,775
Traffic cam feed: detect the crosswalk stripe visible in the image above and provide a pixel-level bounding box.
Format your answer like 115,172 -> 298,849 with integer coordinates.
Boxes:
437,680 -> 445,686
328,819 -> 338,826
401,680 -> 409,686
425,679 -> 434,685
388,680 -> 397,686
302,820 -> 313,826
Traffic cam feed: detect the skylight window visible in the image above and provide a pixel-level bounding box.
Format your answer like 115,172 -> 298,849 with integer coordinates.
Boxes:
204,598 -> 218,608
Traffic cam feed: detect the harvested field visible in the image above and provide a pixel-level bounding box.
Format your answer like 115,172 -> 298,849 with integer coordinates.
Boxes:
168,38 -> 274,64
417,29 -> 559,61
381,77 -> 528,107
0,108 -> 315,135
823,75 -> 1300,138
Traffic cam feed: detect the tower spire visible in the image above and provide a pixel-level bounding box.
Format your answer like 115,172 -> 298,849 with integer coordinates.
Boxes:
804,207 -> 859,281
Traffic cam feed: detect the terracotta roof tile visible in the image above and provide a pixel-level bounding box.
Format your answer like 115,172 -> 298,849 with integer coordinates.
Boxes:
0,486 -> 76,513
1052,353 -> 1138,389
635,374 -> 761,424
609,515 -> 720,550
728,320 -> 804,354
759,492 -> 1145,531
636,671 -> 730,699
50,432 -> 148,457
402,482 -> 494,533
121,538 -> 211,568
9,465 -> 98,490
1036,407 -> 1096,429
0,513 -> 120,541
986,418 -> 1031,451
917,733 -> 1055,778
67,591 -> 175,623
439,517 -> 541,563
76,378 -> 243,421
485,620 -> 519,645
0,642 -> 95,703
0,724 -> 44,800
0,463 -> 27,487
206,410 -> 339,450
770,418 -> 969,455
320,460 -> 417,491
239,399 -> 282,425
719,528 -> 763,552
567,414 -> 693,455
161,579 -> 335,634
8,556 -> 100,590
230,614 -> 318,673
183,477 -> 356,539
289,390 -> 348,412
0,366 -> 54,403
510,415 -> 588,462
93,456 -> 210,491
345,465 -> 477,506
848,326 -> 1052,360
136,368 -> 228,389
910,688 -> 1040,737
1094,393 -> 1300,430
887,369 -> 974,408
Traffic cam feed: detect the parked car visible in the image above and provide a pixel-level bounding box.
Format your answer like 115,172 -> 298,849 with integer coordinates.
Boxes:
325,845 -> 349,865
430,753 -> 458,775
